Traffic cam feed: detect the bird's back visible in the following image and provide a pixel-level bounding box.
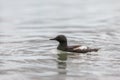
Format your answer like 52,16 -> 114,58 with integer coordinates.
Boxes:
66,45 -> 99,53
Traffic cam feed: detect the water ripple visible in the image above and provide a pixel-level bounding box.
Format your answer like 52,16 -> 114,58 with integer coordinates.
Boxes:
0,0 -> 120,80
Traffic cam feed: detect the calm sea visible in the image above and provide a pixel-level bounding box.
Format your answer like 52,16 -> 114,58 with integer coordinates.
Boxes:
0,0 -> 120,80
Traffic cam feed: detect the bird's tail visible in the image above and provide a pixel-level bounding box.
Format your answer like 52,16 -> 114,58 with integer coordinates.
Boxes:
82,48 -> 100,53
91,48 -> 100,52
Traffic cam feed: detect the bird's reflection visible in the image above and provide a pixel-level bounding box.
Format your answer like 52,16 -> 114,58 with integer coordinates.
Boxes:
57,51 -> 68,75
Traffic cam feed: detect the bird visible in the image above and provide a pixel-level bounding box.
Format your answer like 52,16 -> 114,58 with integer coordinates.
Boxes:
50,35 -> 100,53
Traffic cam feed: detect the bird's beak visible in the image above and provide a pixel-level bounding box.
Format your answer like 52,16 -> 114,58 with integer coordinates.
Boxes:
50,38 -> 56,40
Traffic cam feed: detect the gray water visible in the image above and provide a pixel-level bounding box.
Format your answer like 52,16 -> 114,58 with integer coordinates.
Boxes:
0,0 -> 120,80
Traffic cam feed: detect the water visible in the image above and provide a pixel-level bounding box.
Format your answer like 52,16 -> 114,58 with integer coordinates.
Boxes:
0,0 -> 120,80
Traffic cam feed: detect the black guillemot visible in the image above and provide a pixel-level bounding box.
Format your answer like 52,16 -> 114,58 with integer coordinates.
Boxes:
50,35 -> 100,53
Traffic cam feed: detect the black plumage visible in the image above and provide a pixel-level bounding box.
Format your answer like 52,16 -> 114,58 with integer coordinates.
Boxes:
50,35 -> 100,53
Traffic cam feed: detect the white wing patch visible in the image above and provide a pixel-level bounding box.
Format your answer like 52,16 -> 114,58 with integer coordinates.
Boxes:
73,46 -> 88,50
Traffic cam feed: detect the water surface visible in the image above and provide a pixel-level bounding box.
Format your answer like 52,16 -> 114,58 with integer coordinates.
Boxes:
0,0 -> 120,80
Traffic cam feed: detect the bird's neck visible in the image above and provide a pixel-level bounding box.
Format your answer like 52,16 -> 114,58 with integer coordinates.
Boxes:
57,42 -> 67,50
